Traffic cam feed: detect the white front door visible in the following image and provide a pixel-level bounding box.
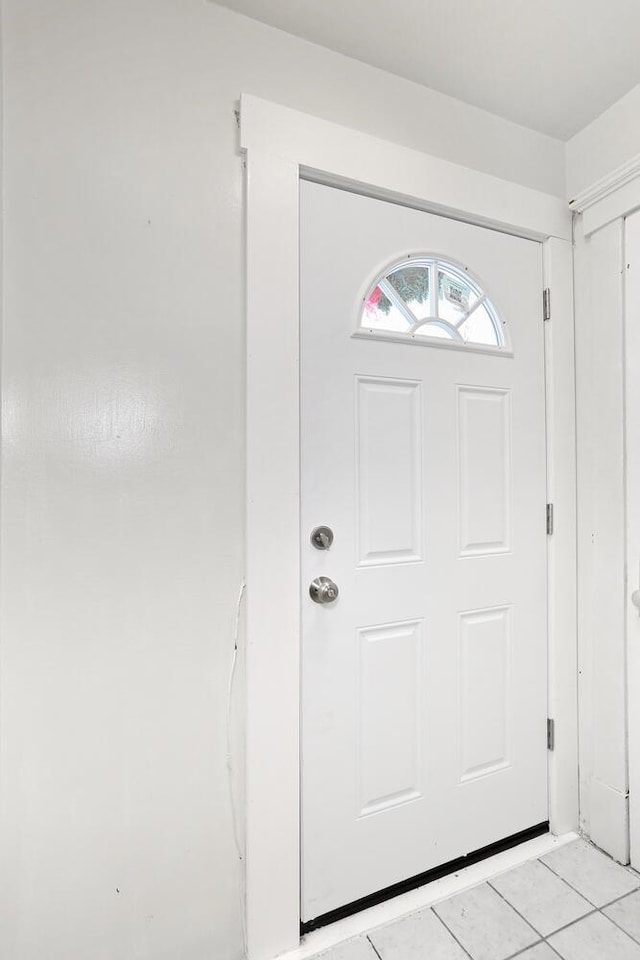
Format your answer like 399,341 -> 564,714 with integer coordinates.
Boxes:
300,181 -> 548,924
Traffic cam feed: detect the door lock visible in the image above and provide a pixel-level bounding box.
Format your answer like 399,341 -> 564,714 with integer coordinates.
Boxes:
309,576 -> 339,604
311,526 -> 334,550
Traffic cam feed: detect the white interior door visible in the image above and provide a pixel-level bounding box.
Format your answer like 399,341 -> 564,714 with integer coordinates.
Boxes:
300,181 -> 548,924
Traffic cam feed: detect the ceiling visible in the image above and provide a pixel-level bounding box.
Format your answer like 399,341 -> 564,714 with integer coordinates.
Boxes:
214,0 -> 640,140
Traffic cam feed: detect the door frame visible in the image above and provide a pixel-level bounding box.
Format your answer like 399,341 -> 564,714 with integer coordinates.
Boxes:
570,165 -> 640,871
625,212 -> 640,867
241,94 -> 578,960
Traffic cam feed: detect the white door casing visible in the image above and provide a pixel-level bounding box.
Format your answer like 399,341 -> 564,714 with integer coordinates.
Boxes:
242,95 -> 577,960
572,165 -> 640,873
626,210 -> 640,867
300,183 -> 548,922
574,218 -> 629,862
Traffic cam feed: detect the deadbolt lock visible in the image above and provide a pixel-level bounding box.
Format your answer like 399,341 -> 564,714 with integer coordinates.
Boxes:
310,526 -> 334,550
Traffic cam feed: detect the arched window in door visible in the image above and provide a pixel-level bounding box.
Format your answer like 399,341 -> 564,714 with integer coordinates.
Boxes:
359,256 -> 508,350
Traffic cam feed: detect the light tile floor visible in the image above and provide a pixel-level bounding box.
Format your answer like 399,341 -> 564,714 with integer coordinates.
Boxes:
310,839 -> 640,960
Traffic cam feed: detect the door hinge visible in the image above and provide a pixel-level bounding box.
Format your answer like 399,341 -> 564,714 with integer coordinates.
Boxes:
547,718 -> 555,751
543,288 -> 551,321
546,503 -> 554,535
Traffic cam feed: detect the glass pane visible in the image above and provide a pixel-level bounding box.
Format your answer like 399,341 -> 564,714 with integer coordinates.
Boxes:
387,265 -> 430,320
414,322 -> 455,340
358,257 -> 505,350
459,302 -> 500,346
437,268 -> 477,325
362,285 -> 410,332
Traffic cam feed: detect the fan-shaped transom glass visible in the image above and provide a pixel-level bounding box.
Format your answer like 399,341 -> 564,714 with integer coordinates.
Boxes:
360,257 -> 506,349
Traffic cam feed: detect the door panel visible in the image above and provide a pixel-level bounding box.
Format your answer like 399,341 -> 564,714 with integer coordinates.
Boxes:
458,386 -> 511,555
300,181 -> 548,922
459,605 -> 511,781
356,376 -> 423,565
357,618 -> 425,817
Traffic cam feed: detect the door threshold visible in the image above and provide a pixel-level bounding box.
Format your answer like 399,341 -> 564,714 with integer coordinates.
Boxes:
286,830 -> 578,960
301,822 -> 549,935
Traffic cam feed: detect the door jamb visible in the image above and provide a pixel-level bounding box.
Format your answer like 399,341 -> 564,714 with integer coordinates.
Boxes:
242,94 -> 578,960
625,211 -> 640,867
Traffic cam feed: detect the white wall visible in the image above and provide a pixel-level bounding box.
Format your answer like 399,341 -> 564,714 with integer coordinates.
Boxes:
0,3 -> 566,960
567,82 -> 640,199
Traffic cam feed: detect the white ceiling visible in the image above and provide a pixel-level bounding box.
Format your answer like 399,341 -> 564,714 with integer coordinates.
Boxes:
214,0 -> 640,140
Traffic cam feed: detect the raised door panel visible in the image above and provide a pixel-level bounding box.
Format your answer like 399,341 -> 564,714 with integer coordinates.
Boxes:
356,376 -> 423,566
459,605 -> 512,783
357,619 -> 425,817
458,386 -> 512,557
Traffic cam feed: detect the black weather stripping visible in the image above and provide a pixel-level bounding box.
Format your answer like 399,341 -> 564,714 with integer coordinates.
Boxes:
300,821 -> 549,935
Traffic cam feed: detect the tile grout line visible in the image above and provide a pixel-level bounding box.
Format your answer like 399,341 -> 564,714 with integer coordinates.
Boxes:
493,855 -> 590,899
547,906 -> 640,956
539,853 -> 640,917
494,850 -> 640,949
491,853 -> 603,940
487,874 -> 549,941
534,906 -> 598,940
506,939 -> 562,960
598,885 -> 640,910
318,843 -> 640,960
500,942 -> 544,960
578,836 -> 640,878
498,848 -> 640,956
540,940 -> 565,960
390,850 -> 632,960
365,934 -> 383,960
427,905 -> 478,960
598,904 -> 640,948
544,941 -> 566,960
433,889 -> 543,960
537,855 -> 600,907
488,866 -> 597,940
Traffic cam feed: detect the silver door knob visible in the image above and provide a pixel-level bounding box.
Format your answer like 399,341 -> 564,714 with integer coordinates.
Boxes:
309,576 -> 339,604
632,590 -> 640,611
